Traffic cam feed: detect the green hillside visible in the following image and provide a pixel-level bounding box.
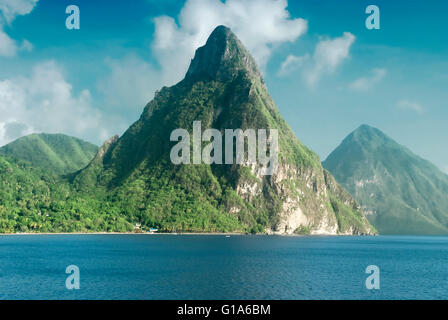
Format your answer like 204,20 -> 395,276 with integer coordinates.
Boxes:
0,154 -> 133,233
72,26 -> 375,235
0,133 -> 98,175
323,124 -> 448,235
0,26 -> 375,235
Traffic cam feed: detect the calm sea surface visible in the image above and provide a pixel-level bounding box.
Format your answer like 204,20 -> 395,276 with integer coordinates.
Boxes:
0,235 -> 447,300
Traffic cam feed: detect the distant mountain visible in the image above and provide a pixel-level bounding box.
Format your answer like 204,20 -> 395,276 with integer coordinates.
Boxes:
72,26 -> 375,235
323,125 -> 448,235
0,133 -> 98,175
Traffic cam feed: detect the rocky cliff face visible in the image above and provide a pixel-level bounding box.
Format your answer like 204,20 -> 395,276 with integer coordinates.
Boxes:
186,26 -> 261,82
74,26 -> 375,235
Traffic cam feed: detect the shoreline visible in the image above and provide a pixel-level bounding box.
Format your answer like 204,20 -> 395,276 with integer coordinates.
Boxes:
0,231 -> 375,237
0,232 -> 250,236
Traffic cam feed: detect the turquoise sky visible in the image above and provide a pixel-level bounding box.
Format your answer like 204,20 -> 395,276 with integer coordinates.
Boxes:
0,0 -> 447,173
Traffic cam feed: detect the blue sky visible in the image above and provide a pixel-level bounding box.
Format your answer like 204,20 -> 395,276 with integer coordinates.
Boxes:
0,0 -> 447,173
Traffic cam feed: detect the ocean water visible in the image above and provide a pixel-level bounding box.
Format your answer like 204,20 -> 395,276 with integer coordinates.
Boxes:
0,234 -> 447,300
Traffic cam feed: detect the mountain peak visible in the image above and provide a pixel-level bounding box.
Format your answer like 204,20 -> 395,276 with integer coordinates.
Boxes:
357,124 -> 375,131
71,26 -> 374,236
185,25 -> 261,82
324,125 -> 448,235
345,124 -> 391,147
354,124 -> 382,136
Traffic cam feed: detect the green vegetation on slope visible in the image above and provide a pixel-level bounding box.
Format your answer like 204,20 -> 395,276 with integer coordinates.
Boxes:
69,26 -> 373,235
0,133 -> 98,175
0,26 -> 374,235
0,155 -> 133,233
323,124 -> 448,235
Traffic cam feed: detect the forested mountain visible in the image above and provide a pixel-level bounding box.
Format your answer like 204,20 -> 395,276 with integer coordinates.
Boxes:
0,26 -> 375,235
0,133 -> 98,175
323,125 -> 448,235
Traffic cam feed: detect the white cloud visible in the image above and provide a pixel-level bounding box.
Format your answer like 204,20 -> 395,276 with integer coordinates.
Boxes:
396,100 -> 425,114
0,27 -> 16,56
0,27 -> 33,56
153,0 -> 308,85
20,38 -> 32,51
277,54 -> 309,77
304,32 -> 355,87
0,61 -> 119,146
0,0 -> 37,57
349,68 -> 386,91
0,0 -> 38,24
97,55 -> 160,114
